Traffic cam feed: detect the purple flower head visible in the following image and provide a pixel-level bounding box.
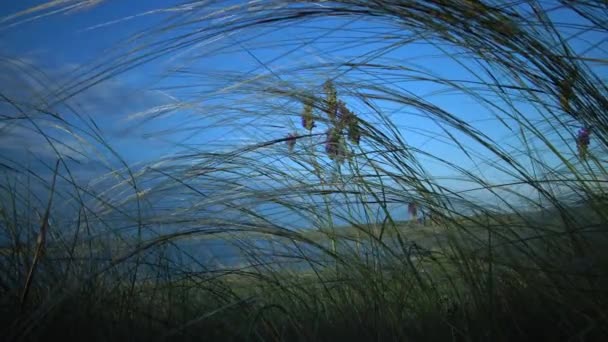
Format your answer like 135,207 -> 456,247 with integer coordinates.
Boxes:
325,128 -> 346,162
325,129 -> 338,157
577,127 -> 591,145
576,126 -> 592,159
335,101 -> 361,145
336,101 -> 349,123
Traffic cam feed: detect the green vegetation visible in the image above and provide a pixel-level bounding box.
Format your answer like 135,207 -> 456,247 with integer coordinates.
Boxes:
2,0 -> 608,341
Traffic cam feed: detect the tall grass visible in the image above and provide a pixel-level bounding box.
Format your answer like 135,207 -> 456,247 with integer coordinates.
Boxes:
1,0 -> 608,341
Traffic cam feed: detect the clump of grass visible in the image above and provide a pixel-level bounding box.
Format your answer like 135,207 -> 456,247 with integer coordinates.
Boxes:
1,0 -> 608,341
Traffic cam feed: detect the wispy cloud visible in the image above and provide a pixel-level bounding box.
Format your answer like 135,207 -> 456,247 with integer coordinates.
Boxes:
0,54 -> 175,182
0,0 -> 105,31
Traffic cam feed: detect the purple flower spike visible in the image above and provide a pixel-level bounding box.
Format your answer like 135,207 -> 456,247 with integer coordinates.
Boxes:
576,126 -> 591,159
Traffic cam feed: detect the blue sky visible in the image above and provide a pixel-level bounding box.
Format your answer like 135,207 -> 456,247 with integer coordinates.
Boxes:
1,0 -> 606,224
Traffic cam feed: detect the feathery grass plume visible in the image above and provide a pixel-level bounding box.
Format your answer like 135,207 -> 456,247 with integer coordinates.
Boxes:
347,122 -> 360,145
323,79 -> 338,121
336,100 -> 360,145
301,98 -> 315,131
336,100 -> 351,129
286,132 -> 297,152
324,127 -> 342,161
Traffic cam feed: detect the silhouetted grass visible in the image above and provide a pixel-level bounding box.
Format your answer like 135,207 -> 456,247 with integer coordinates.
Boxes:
1,0 -> 608,341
